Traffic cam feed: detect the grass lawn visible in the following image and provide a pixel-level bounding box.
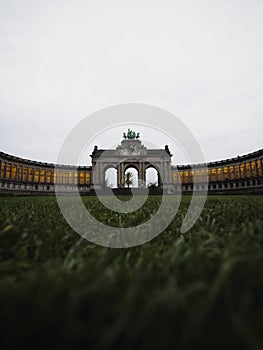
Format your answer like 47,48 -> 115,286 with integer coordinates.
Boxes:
0,195 -> 263,350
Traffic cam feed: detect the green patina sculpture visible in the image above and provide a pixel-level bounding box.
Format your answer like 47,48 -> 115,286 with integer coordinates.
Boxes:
123,128 -> 140,139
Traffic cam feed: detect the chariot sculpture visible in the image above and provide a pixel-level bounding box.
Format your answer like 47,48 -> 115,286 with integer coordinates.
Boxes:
123,128 -> 140,140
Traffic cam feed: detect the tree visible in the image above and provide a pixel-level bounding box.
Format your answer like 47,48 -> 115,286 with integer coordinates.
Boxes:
147,181 -> 158,190
125,171 -> 134,188
104,178 -> 112,189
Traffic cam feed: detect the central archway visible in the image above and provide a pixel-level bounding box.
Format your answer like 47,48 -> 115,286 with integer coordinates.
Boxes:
124,166 -> 139,188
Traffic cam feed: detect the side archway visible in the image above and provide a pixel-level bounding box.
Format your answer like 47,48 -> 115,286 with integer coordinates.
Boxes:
105,167 -> 117,188
146,167 -> 159,188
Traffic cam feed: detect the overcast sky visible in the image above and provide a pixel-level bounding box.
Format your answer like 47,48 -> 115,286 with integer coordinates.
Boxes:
0,0 -> 262,166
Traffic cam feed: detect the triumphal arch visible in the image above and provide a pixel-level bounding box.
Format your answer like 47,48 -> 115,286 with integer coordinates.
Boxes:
91,129 -> 173,189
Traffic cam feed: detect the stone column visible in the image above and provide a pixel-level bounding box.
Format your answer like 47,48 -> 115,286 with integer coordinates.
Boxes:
250,161 -> 257,177
142,162 -> 145,187
141,163 -> 146,186
156,163 -> 161,187
32,168 -> 35,183
94,163 -> 100,188
244,163 -> 247,178
118,163 -> 124,187
215,167 -> 218,182
158,172 -> 162,187
4,161 -> 7,179
159,163 -> 164,188
166,162 -> 170,184
117,164 -> 120,187
257,159 -> 262,176
91,165 -> 94,187
138,162 -> 142,187
100,163 -> 104,186
226,166 -> 230,180
10,164 -> 13,180
12,165 -> 15,187
165,161 -> 172,184
255,160 -> 259,177
161,162 -> 166,185
121,163 -> 125,187
246,162 -> 251,178
238,164 -> 241,179
161,160 -> 167,186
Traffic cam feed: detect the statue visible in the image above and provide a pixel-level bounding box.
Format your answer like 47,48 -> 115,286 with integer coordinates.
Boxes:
165,145 -> 173,156
123,129 -> 140,139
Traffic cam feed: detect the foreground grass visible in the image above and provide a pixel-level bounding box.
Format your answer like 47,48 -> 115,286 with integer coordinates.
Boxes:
0,195 -> 263,350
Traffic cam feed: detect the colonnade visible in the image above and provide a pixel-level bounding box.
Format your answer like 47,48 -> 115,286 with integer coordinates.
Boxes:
0,149 -> 262,193
172,156 -> 263,191
0,154 -> 92,192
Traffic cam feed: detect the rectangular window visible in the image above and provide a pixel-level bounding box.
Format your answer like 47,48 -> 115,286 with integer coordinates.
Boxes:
179,171 -> 183,183
256,160 -> 261,176
40,169 -> 45,183
251,161 -> 256,177
223,167 -> 228,180
34,169 -> 40,182
188,171 -> 193,183
240,164 -> 245,178
6,163 -> 11,179
194,170 -> 201,182
17,166 -> 23,180
63,172 -> 69,183
11,165 -> 17,180
183,171 -> 188,183
217,168 -> 223,181
85,172 -> 91,184
1,162 -> 6,178
173,172 -> 179,184
234,165 -> 240,179
229,166 -> 234,180
46,170 -> 51,184
211,168 -> 217,181
245,163 -> 251,177
79,172 -> 85,185
23,167 -> 28,181
58,172 -> 63,183
199,169 -> 206,182
28,168 -> 33,182
68,172 -> 73,184
74,172 -> 78,184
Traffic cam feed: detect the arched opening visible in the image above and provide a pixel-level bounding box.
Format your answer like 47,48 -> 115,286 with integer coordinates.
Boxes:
124,167 -> 138,188
105,167 -> 117,188
146,167 -> 159,188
